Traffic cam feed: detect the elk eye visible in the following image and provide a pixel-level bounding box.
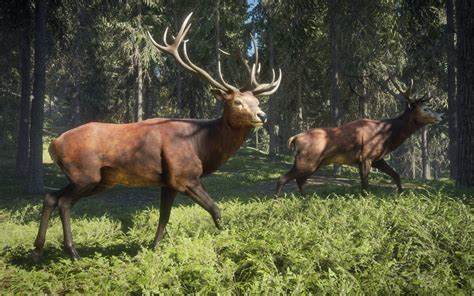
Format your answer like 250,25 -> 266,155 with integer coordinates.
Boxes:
234,101 -> 242,106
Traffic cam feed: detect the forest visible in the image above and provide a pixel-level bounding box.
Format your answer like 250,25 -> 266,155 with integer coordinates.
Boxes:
0,0 -> 472,294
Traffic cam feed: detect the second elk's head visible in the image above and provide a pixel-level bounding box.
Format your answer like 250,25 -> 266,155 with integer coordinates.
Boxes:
388,77 -> 443,125
147,13 -> 281,128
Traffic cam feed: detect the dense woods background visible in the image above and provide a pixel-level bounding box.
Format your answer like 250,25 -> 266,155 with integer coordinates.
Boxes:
0,0 -> 472,194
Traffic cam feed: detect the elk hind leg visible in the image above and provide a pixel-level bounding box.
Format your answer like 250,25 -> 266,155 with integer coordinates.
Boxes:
372,159 -> 403,193
276,166 -> 299,195
31,184 -> 73,261
359,160 -> 372,192
57,170 -> 105,259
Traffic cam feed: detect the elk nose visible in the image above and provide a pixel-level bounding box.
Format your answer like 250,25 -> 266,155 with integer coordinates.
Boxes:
257,112 -> 267,123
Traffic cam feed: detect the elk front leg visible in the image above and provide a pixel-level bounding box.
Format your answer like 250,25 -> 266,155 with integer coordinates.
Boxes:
185,181 -> 222,230
152,187 -> 177,249
359,160 -> 372,192
372,159 -> 403,193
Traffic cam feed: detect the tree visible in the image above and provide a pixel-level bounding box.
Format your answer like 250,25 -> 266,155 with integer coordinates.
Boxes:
455,0 -> 474,187
27,0 -> 48,194
328,0 -> 342,175
16,0 -> 32,177
446,0 -> 457,179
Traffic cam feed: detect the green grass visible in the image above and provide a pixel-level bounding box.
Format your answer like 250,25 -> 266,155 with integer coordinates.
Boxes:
0,147 -> 472,294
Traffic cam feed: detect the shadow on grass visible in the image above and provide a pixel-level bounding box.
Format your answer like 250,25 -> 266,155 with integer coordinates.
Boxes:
6,242 -> 144,270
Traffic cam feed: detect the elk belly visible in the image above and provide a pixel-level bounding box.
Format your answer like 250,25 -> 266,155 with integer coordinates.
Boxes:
322,154 -> 355,165
101,167 -> 160,187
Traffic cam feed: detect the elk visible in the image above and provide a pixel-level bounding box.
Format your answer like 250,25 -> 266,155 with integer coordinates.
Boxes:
276,78 -> 442,195
31,13 -> 281,260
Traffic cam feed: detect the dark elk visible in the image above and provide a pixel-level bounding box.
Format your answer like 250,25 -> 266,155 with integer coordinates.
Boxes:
32,12 -> 281,260
276,78 -> 442,195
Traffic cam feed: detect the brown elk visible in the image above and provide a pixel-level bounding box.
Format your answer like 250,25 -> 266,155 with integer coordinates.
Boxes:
276,78 -> 442,195
31,13 -> 281,260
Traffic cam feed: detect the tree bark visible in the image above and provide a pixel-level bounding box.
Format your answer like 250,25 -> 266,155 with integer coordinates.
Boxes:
136,48 -> 144,121
265,15 -> 280,157
410,143 -> 416,179
27,0 -> 47,194
359,76 -> 368,118
446,0 -> 457,179
136,0 -> 144,121
16,0 -> 32,177
329,0 -> 342,175
421,127 -> 431,180
296,69 -> 304,131
455,0 -> 474,187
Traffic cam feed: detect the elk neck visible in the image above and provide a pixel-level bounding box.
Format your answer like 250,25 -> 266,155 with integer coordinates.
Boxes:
386,109 -> 426,150
196,113 -> 253,175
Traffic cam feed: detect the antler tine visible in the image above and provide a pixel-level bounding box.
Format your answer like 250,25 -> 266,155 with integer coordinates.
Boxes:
251,34 -> 259,69
182,41 -> 231,91
255,68 -> 282,96
147,12 -> 195,72
388,75 -> 416,103
388,75 -> 404,94
250,34 -> 260,86
217,60 -> 239,92
149,12 -> 240,92
162,27 -> 170,46
406,78 -> 414,96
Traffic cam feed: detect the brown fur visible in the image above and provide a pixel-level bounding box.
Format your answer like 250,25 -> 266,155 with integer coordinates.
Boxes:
276,101 -> 442,194
32,91 -> 267,260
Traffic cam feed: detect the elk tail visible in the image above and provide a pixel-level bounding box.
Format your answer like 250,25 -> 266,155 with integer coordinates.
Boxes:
288,135 -> 298,151
48,140 -> 60,166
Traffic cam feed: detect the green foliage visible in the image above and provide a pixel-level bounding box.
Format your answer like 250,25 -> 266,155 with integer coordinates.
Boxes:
0,148 -> 472,294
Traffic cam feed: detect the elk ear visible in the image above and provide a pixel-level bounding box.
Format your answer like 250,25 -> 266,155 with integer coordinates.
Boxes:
211,88 -> 232,101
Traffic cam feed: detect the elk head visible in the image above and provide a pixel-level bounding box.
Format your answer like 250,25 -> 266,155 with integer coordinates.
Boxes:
388,77 -> 443,125
147,13 -> 281,128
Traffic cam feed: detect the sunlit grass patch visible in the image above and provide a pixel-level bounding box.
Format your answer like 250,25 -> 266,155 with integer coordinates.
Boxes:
0,147 -> 472,294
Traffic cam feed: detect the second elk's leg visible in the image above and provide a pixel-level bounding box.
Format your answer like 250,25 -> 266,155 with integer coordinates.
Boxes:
152,186 -> 177,249
372,159 -> 403,193
358,159 -> 372,192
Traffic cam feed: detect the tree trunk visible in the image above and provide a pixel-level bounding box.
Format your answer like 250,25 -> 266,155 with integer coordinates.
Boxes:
455,0 -> 474,187
135,0 -> 144,121
359,75 -> 368,118
136,48 -> 144,121
71,90 -> 81,126
16,0 -> 32,177
27,0 -> 47,194
70,8 -> 86,127
421,127 -> 431,180
255,128 -> 259,150
296,69 -> 304,131
144,81 -> 152,119
410,143 -> 416,179
265,16 -> 280,157
329,0 -> 342,175
213,0 -> 224,116
446,0 -> 457,180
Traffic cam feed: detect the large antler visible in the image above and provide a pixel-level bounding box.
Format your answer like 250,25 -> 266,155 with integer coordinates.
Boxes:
247,35 -> 282,96
388,76 -> 414,103
147,13 -> 238,92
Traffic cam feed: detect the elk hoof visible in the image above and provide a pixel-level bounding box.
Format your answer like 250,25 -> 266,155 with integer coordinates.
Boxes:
64,246 -> 81,260
214,218 -> 224,230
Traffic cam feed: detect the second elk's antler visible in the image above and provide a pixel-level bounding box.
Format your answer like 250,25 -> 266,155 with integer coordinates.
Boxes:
147,12 -> 281,96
